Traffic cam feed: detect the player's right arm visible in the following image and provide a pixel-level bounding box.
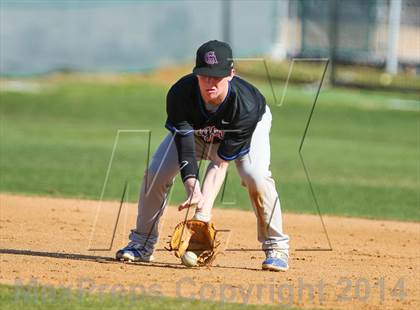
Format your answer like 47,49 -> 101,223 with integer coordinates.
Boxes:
165,86 -> 203,209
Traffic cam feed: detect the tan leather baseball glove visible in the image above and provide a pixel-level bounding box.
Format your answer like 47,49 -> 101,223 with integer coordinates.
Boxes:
167,219 -> 219,266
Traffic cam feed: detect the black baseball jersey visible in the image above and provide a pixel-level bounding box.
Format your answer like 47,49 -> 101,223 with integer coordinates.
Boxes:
165,74 -> 266,161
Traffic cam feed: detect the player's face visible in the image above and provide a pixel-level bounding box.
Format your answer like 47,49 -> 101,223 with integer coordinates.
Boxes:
197,70 -> 234,105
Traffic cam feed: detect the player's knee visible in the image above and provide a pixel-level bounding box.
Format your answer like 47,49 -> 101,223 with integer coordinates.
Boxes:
240,172 -> 265,193
143,166 -> 171,187
143,167 -> 156,181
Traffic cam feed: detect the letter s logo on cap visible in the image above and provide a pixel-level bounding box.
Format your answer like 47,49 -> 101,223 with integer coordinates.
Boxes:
204,51 -> 218,65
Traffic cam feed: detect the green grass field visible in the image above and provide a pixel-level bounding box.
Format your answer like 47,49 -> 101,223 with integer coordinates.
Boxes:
0,74 -> 419,221
236,60 -> 420,91
0,284 -> 307,310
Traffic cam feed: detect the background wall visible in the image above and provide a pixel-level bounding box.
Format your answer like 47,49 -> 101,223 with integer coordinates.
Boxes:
1,0 -> 419,76
0,0 -> 275,75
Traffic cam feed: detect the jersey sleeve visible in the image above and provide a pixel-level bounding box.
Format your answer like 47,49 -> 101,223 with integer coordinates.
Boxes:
165,86 -> 198,181
165,87 -> 194,136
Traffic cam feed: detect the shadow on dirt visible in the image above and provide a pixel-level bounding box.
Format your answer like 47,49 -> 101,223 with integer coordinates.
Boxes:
0,248 -> 261,271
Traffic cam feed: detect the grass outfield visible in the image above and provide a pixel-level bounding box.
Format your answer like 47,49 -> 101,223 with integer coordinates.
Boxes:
0,284 -> 306,310
0,74 -> 419,221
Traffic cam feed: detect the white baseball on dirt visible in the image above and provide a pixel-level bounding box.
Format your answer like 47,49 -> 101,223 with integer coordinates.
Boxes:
181,251 -> 198,267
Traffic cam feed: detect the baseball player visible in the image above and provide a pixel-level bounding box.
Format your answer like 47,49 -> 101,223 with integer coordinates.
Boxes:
116,40 -> 290,271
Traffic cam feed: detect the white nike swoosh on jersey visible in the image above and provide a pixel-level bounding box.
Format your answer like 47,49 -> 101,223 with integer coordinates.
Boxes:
221,120 -> 230,124
180,160 -> 189,170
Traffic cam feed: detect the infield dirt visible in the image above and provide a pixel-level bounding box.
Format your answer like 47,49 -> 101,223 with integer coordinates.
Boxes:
1,194 -> 419,309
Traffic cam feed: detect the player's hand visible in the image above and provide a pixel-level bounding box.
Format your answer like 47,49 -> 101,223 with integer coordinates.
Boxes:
178,178 -> 203,211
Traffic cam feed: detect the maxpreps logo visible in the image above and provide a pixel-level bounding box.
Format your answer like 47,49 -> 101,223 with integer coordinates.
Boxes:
196,126 -> 225,143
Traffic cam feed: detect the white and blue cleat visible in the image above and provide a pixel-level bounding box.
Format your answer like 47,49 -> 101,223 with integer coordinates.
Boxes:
115,242 -> 154,263
262,250 -> 289,272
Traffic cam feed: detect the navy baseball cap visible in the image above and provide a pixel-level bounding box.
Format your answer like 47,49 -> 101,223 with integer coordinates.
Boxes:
193,40 -> 233,77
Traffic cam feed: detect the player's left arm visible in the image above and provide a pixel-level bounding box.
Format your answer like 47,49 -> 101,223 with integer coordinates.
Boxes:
192,155 -> 229,221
